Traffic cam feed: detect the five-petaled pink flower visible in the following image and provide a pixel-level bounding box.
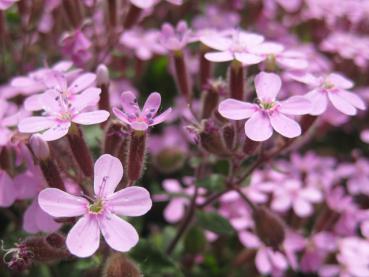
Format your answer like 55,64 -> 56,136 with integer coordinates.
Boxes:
201,30 -> 265,65
289,72 -> 366,115
113,91 -> 172,131
218,72 -> 312,141
18,88 -> 109,141
38,154 -> 152,258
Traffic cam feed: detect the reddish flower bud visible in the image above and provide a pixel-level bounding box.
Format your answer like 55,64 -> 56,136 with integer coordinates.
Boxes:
103,253 -> 141,277
199,120 -> 230,157
127,130 -> 147,183
123,3 -> 142,29
96,64 -> 111,112
29,134 -> 50,160
228,60 -> 245,100
173,51 -> 192,101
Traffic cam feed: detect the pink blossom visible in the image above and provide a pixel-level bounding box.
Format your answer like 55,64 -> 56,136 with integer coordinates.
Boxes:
159,21 -> 192,51
361,129 -> 369,144
202,30 -> 265,65
60,30 -> 92,67
113,91 -> 172,131
130,0 -> 182,10
120,28 -> 166,60
218,72 -> 312,141
0,0 -> 18,10
271,179 -> 322,217
337,159 -> 369,195
38,154 -> 152,257
18,87 -> 109,141
192,5 -> 240,31
290,72 -> 366,116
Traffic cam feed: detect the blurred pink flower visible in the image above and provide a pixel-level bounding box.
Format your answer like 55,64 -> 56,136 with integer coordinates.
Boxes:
192,5 -> 240,31
290,72 -> 366,116
38,154 -> 152,257
60,30 -> 92,67
202,30 -> 265,65
130,0 -> 182,9
159,21 -> 192,51
113,91 -> 172,131
218,72 -> 311,141
361,129 -> 369,144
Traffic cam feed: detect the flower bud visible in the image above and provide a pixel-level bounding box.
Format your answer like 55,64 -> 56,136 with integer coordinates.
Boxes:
228,60 -> 245,100
199,44 -> 212,88
221,124 -> 236,152
104,121 -> 129,156
29,134 -> 50,160
200,79 -> 226,119
252,206 -> 285,250
127,130 -> 147,183
243,137 -> 260,156
173,51 -> 192,101
123,3 -> 142,29
153,148 -> 186,174
199,120 -> 230,157
103,253 -> 141,277
96,64 -> 111,112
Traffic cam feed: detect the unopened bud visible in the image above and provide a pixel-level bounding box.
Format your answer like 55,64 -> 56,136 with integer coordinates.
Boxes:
201,79 -> 226,119
103,253 -> 141,277
243,137 -> 260,156
96,64 -> 111,114
153,148 -> 186,174
29,134 -> 50,160
253,206 -> 285,250
127,130 -> 147,183
228,60 -> 245,100
173,51 -> 192,101
221,124 -> 236,152
123,3 -> 142,29
104,121 -> 128,155
199,44 -> 212,88
199,120 -> 230,157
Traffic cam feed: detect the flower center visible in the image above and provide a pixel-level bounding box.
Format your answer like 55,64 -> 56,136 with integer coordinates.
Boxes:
89,199 -> 104,214
322,80 -> 335,90
261,101 -> 276,110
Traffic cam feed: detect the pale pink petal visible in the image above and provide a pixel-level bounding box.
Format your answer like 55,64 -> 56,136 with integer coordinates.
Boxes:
69,73 -> 96,94
270,112 -> 301,138
72,110 -> 110,125
305,89 -> 328,115
251,42 -> 284,55
107,186 -> 152,216
11,76 -> 37,88
99,213 -> 139,252
336,90 -> 366,110
328,92 -> 357,115
18,116 -> 55,133
130,0 -> 156,9
278,56 -> 308,70
152,108 -> 172,125
239,230 -> 261,248
328,73 -> 353,89
44,71 -> 68,91
142,92 -> 161,116
268,250 -> 288,270
66,215 -> 100,257
94,154 -> 123,197
121,91 -> 140,115
163,179 -> 182,193
218,99 -> 256,120
293,198 -> 312,217
238,32 -> 264,46
271,195 -> 292,212
112,107 -> 131,125
256,248 -> 272,274
244,111 -> 273,141
72,87 -> 102,111
164,199 -> 186,223
234,52 -> 264,65
319,265 -> 340,277
200,36 -> 232,51
0,171 -> 16,207
131,121 -> 149,131
40,90 -> 63,112
300,188 -> 322,203
279,96 -> 312,115
287,72 -> 320,87
361,129 -> 369,143
205,51 -> 233,62
39,122 -> 71,141
52,61 -> 73,72
255,72 -> 281,101
38,188 -> 88,217
361,221 -> 369,239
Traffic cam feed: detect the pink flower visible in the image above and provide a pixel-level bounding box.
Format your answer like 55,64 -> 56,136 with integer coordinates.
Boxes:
159,21 -> 192,51
218,72 -> 312,141
201,30 -> 265,65
60,30 -> 92,67
18,88 -> 109,141
271,179 -> 322,217
38,154 -> 152,257
130,0 -> 182,10
361,129 -> 369,144
290,72 -> 366,116
113,91 -> 172,131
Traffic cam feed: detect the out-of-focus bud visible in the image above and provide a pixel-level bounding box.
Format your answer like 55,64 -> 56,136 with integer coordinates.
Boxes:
153,148 -> 186,174
103,253 -> 141,277
221,124 -> 236,152
127,130 -> 147,183
123,3 -> 142,29
173,50 -> 192,101
199,44 -> 212,89
300,114 -> 318,134
199,120 -> 230,157
252,206 -> 285,250
24,233 -> 70,263
228,60 -> 245,100
104,121 -> 129,156
96,64 -> 111,112
29,134 -> 50,160
243,137 -> 260,156
201,79 -> 226,119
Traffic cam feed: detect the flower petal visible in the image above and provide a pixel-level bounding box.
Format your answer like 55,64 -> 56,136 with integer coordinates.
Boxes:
293,198 -> 312,217
336,90 -> 366,110
271,195 -> 291,212
72,111 -> 110,125
305,89 -> 328,115
256,248 -> 272,274
164,199 -> 186,223
270,112 -> 301,138
72,87 -> 102,111
255,72 -> 281,101
94,154 -> 123,197
279,96 -> 312,115
107,186 -> 152,216
244,111 -> 273,141
142,92 -> 161,117
131,121 -> 149,131
328,73 -> 353,89
38,188 -> 88,217
163,179 -> 182,193
112,107 -> 131,125
120,91 -> 140,115
66,215 -> 100,257
218,99 -> 256,120
39,122 -> 71,141
99,213 -> 139,252
205,51 -> 233,62
69,73 -> 96,94
234,52 -> 264,65
200,36 -> 232,51
0,170 -> 16,208
328,91 -> 356,116
152,108 -> 172,126
18,116 -> 55,133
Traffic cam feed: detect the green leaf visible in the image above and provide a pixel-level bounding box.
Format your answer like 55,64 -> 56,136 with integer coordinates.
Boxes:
196,174 -> 225,192
196,211 -> 234,236
130,240 -> 184,277
184,227 -> 206,254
